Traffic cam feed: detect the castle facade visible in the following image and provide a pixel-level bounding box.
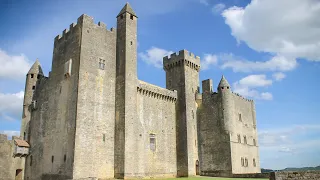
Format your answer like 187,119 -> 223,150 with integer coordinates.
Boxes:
0,3 -> 260,180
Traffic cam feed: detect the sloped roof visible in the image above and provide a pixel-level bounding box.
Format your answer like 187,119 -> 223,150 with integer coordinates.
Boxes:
28,59 -> 44,75
14,139 -> 30,147
117,2 -> 137,18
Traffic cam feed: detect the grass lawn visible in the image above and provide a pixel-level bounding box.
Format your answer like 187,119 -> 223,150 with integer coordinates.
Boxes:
156,177 -> 268,180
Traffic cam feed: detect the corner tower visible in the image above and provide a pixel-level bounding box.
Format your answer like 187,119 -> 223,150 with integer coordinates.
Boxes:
21,59 -> 43,141
218,75 -> 234,132
115,2 -> 138,179
163,50 -> 200,177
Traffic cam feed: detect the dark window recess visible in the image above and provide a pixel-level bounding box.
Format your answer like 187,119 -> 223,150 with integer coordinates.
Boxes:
37,74 -> 40,79
51,156 -> 54,163
64,154 -> 66,162
103,134 -> 106,142
253,139 -> 256,146
32,86 -> 35,90
253,158 -> 256,167
130,15 -> 134,20
99,59 -> 106,70
130,41 -> 133,45
150,134 -> 156,152
244,136 -> 247,144
30,74 -> 34,78
30,156 -> 32,166
24,132 -> 26,140
121,15 -> 124,19
221,87 -> 224,89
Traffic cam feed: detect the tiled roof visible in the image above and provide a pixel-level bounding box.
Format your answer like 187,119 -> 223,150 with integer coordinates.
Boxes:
14,139 -> 30,147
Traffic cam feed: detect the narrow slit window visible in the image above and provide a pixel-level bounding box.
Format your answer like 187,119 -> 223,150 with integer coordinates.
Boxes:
103,134 -> 106,142
99,59 -> 105,70
150,134 -> 156,152
64,154 -> 67,162
244,136 -> 247,144
253,158 -> 256,167
241,157 -> 244,167
239,113 -> 242,121
237,134 -> 241,143
253,139 -> 256,146
30,155 -> 32,166
51,156 -> 54,163
32,86 -> 35,90
30,74 -> 34,78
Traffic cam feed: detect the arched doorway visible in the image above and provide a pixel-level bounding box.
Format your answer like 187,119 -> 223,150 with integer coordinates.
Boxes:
196,160 -> 200,175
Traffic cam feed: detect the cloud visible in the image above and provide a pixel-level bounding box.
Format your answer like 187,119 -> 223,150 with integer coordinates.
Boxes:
220,53 -> 298,73
201,54 -> 218,70
212,3 -> 226,14
272,72 -> 286,81
222,0 -> 320,62
139,47 -> 173,68
0,130 -> 20,139
233,74 -> 273,100
199,0 -> 209,6
0,91 -> 24,121
0,49 -> 32,81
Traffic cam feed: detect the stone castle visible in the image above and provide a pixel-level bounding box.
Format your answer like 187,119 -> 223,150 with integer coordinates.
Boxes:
0,3 -> 260,180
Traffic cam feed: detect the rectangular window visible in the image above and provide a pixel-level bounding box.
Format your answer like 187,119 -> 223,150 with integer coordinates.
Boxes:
237,134 -> 241,143
244,136 -> 247,144
253,139 -> 256,146
51,156 -> 54,163
103,134 -> 105,142
150,134 -> 156,152
253,158 -> 256,167
239,113 -> 242,121
99,58 -> 105,70
30,74 -> 34,78
32,86 -> 35,90
241,157 -> 244,167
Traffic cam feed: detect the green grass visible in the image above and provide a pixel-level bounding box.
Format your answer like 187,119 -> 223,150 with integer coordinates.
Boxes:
156,177 -> 267,180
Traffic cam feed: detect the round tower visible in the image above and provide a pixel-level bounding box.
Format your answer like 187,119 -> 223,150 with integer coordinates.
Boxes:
20,59 -> 43,140
218,75 -> 234,132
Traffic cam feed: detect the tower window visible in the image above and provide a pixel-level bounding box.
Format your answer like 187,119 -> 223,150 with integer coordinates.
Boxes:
241,157 -> 244,167
37,74 -> 40,79
192,110 -> 194,119
30,155 -> 32,166
253,158 -> 256,167
121,15 -> 124,19
150,134 -> 156,152
239,113 -> 242,121
237,134 -> 241,143
32,86 -> 35,90
99,59 -> 105,70
244,136 -> 247,144
51,156 -> 54,163
130,15 -> 134,20
245,158 -> 248,167
24,132 -> 26,140
103,134 -> 106,142
30,74 -> 34,78
253,139 -> 256,146
64,154 -> 67,162
130,41 -> 133,45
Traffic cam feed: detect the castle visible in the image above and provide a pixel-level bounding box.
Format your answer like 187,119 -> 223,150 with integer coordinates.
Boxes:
0,3 -> 260,180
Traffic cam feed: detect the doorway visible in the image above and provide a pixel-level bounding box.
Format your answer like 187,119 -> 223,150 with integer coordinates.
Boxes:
15,169 -> 22,180
196,160 -> 200,175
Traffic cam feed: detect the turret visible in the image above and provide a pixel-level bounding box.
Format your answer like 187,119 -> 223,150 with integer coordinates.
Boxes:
21,59 -> 43,140
218,75 -> 234,132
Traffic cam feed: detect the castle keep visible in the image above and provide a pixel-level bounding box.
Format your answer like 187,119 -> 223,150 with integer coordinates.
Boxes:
0,3 -> 260,180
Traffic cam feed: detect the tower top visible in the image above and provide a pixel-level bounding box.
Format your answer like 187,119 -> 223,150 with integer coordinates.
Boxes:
28,59 -> 44,75
117,2 -> 137,18
218,75 -> 230,88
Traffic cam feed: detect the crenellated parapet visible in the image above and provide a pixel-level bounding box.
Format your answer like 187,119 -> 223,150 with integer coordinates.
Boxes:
54,14 -> 116,45
163,50 -> 201,72
232,92 -> 254,102
137,80 -> 177,102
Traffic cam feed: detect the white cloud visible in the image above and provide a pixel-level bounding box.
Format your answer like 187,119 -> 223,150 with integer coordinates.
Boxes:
139,47 -> 173,68
199,0 -> 209,6
0,130 -> 20,139
0,91 -> 24,121
222,0 -> 320,62
212,3 -> 226,14
233,74 -> 273,100
238,74 -> 272,87
220,53 -> 298,73
272,72 -> 286,81
201,54 -> 218,70
0,49 -> 32,81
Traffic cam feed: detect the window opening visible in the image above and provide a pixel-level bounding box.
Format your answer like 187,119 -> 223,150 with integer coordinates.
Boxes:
30,156 -> 32,166
241,157 -> 244,167
64,154 -> 67,162
32,86 -> 35,90
244,136 -> 247,144
253,158 -> 256,167
103,134 -> 106,142
239,113 -> 242,121
99,58 -> 105,70
130,15 -> 134,20
253,139 -> 256,146
30,74 -> 34,78
51,156 -> 54,163
237,134 -> 241,143
150,134 -> 156,152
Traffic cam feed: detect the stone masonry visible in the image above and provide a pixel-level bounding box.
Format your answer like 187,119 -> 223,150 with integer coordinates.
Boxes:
0,3 -> 260,180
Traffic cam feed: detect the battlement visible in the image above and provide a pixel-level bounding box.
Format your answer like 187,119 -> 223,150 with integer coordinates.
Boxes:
137,80 -> 177,102
163,50 -> 201,72
232,92 -> 254,102
54,14 -> 116,44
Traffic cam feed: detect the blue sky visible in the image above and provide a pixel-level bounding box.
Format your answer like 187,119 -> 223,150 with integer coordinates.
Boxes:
0,0 -> 319,170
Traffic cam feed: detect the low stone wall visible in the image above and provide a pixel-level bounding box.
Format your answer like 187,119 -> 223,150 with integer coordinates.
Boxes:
232,173 -> 270,178
270,170 -> 320,180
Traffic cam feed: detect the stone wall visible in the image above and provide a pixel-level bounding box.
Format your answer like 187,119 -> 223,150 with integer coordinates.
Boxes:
230,93 -> 260,174
270,171 -> 320,180
135,81 -> 177,178
0,134 -> 25,180
73,14 -> 116,179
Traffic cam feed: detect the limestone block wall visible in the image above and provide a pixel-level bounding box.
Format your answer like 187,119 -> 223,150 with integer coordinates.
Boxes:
198,92 -> 232,176
25,14 -> 83,180
0,135 -> 25,180
73,14 -> 116,179
270,171 -> 320,180
135,81 -> 177,178
230,93 -> 260,174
